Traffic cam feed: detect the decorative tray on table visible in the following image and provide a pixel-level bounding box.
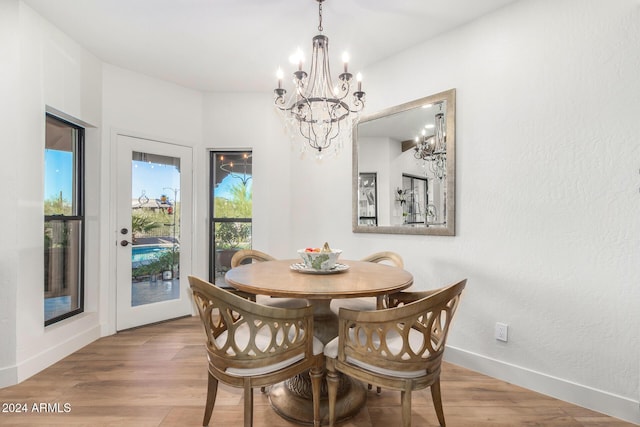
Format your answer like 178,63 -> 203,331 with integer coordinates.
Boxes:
289,263 -> 350,275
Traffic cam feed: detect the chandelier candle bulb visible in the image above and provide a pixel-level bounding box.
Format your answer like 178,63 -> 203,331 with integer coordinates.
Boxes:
356,72 -> 362,91
296,48 -> 304,71
342,52 -> 349,72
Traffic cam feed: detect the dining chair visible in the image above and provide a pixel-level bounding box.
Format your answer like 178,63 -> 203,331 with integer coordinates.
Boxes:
188,276 -> 324,427
230,249 -> 307,309
330,251 -> 404,313
328,251 -> 405,393
230,248 -> 276,266
212,249 -> 276,302
324,279 -> 467,427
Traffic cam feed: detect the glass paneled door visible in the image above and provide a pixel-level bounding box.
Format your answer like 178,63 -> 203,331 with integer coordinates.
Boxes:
116,135 -> 192,330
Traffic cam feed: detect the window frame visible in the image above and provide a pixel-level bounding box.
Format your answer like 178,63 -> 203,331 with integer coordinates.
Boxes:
44,113 -> 85,326
208,150 -> 253,283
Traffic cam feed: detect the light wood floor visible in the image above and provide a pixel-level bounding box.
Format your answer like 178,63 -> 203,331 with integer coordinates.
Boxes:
0,316 -> 633,426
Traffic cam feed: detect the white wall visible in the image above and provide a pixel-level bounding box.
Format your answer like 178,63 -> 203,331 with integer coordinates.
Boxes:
291,0 -> 640,422
3,0 -> 638,423
0,0 -> 21,387
101,64 -> 204,334
358,136 -> 396,225
2,1 -> 294,381
202,93 -> 293,260
101,70 -> 294,331
0,1 -> 104,387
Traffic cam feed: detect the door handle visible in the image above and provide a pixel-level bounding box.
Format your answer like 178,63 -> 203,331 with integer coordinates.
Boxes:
120,240 -> 133,247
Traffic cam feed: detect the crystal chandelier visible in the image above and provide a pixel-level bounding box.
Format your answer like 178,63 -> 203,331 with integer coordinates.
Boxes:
274,0 -> 365,158
414,107 -> 446,179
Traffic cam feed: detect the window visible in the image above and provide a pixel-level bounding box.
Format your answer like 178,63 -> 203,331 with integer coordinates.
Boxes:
209,151 -> 252,284
358,172 -> 378,226
401,174 -> 428,225
44,114 -> 84,325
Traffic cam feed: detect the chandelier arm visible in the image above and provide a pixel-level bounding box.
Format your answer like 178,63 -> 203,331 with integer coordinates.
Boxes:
300,98 -> 333,152
274,98 -> 292,112
289,98 -> 350,123
328,99 -> 347,125
348,104 -> 365,114
298,118 -> 317,151
327,114 -> 342,145
312,122 -> 333,152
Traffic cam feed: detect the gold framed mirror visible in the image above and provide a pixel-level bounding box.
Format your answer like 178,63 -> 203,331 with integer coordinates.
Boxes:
352,89 -> 456,236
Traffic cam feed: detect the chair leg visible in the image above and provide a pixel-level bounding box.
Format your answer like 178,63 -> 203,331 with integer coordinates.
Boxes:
309,366 -> 323,427
374,296 -> 385,396
203,372 -> 218,426
243,382 -> 253,427
401,389 -> 412,427
326,366 -> 339,427
430,378 -> 446,426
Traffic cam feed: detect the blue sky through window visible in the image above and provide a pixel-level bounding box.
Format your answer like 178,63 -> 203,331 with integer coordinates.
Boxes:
45,153 -> 251,203
132,161 -> 181,201
44,149 -> 73,201
214,175 -> 252,200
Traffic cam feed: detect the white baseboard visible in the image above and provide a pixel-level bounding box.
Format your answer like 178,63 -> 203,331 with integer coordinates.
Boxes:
0,324 -> 101,389
445,346 -> 640,425
18,325 -> 102,383
0,365 -> 18,389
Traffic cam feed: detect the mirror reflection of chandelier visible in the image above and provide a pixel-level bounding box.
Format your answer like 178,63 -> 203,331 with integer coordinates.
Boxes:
274,0 -> 365,159
414,108 -> 446,180
219,153 -> 252,186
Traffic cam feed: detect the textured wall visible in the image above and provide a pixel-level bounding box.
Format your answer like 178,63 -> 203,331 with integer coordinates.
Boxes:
289,0 -> 640,422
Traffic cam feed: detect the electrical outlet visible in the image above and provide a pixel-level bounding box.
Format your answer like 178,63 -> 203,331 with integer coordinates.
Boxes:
495,322 -> 508,342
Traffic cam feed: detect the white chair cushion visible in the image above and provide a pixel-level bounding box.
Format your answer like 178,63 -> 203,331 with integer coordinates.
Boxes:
256,295 -> 309,309
216,324 -> 323,376
324,328 -> 427,379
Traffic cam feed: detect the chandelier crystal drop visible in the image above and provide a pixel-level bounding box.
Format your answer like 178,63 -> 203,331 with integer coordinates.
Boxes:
414,107 -> 447,180
274,0 -> 365,159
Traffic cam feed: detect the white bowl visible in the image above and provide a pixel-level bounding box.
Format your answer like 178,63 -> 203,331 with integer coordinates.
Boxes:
297,249 -> 342,271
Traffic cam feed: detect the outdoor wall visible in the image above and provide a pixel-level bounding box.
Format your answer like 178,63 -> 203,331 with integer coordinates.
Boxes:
0,1 -> 103,387
289,0 -> 640,423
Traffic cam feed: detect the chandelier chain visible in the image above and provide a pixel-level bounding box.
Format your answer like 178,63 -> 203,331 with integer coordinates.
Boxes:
318,2 -> 323,32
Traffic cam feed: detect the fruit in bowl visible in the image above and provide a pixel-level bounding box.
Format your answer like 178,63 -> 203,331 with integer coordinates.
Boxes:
298,242 -> 342,271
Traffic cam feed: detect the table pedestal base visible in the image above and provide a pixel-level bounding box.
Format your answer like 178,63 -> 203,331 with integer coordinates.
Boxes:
269,373 -> 366,426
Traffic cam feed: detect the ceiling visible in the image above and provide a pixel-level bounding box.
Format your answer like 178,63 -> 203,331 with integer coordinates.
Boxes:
23,0 -> 519,93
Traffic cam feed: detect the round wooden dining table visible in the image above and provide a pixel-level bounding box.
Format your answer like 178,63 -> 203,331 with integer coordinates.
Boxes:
225,259 -> 413,425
